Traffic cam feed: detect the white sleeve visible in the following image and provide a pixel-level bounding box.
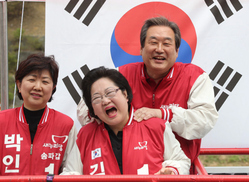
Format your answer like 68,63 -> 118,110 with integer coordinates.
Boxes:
77,98 -> 92,126
60,125 -> 83,175
169,72 -> 218,140
162,122 -> 190,175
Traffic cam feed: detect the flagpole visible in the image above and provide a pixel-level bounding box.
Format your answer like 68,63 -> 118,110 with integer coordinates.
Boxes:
0,0 -> 9,110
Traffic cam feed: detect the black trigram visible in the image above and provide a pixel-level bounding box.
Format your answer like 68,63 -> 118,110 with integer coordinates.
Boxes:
209,60 -> 242,111
205,0 -> 243,24
65,0 -> 106,26
62,65 -> 90,104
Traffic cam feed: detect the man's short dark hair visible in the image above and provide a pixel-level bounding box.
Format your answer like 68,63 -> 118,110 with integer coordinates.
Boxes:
140,16 -> 181,51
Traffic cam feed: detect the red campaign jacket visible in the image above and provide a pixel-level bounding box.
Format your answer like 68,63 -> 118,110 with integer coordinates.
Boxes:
72,107 -> 190,175
119,62 -> 218,173
0,105 -> 76,175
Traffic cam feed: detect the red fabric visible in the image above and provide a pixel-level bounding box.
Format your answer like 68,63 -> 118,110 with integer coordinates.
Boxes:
76,109 -> 174,175
119,62 -> 204,174
0,105 -> 74,175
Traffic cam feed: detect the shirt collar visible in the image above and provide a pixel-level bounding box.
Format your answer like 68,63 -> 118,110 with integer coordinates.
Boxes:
143,63 -> 176,82
19,104 -> 49,124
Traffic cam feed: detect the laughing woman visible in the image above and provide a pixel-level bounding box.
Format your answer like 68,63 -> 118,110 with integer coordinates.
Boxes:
62,66 -> 190,175
0,54 -> 77,175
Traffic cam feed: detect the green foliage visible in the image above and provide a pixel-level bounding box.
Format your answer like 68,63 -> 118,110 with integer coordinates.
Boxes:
199,155 -> 249,166
8,29 -> 20,74
7,27 -> 44,107
8,74 -> 16,107
228,155 -> 249,164
8,51 -> 17,74
7,2 -> 23,21
7,2 -> 32,21
22,34 -> 44,51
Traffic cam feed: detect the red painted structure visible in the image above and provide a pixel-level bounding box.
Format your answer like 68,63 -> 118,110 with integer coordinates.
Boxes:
0,175 -> 249,182
0,148 -> 248,181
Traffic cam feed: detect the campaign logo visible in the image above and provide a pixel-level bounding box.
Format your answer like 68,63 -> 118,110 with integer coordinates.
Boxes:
51,135 -> 68,144
110,2 -> 197,67
43,135 -> 68,151
134,141 -> 148,150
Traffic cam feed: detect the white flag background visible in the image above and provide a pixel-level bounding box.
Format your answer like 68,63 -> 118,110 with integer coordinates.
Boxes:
45,0 -> 249,148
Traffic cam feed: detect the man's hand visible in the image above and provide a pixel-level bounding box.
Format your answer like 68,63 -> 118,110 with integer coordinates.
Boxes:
133,107 -> 161,122
155,167 -> 176,175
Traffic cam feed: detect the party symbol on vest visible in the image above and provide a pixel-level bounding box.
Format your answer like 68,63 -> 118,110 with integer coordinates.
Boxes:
52,135 -> 68,144
134,141 -> 148,150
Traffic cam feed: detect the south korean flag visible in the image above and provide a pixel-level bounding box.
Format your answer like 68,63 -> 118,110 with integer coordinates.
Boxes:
46,0 -> 249,149
91,148 -> 101,160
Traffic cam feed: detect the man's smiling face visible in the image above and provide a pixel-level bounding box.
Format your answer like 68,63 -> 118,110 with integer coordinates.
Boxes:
140,25 -> 179,81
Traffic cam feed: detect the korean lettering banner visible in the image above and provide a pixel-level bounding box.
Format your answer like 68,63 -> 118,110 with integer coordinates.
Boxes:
45,0 -> 249,148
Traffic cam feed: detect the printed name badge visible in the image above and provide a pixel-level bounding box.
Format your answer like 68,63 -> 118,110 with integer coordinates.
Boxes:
3,134 -> 24,173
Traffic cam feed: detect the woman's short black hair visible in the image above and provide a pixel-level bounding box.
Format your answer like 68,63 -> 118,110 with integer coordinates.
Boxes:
15,53 -> 59,102
81,66 -> 133,119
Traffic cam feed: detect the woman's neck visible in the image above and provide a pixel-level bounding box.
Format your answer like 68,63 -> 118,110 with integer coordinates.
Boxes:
110,113 -> 130,135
